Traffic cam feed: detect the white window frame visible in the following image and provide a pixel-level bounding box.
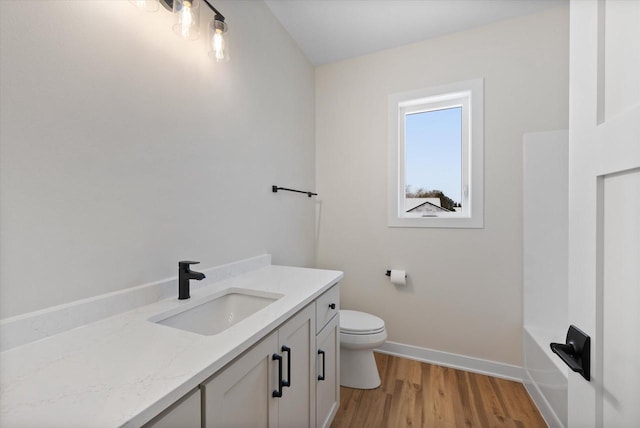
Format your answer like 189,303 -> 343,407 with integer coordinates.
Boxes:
388,78 -> 484,228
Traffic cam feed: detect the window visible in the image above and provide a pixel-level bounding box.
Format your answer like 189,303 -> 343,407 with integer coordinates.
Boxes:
388,78 -> 484,228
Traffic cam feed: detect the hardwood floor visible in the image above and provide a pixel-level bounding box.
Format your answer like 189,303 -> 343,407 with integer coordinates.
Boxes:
331,353 -> 546,428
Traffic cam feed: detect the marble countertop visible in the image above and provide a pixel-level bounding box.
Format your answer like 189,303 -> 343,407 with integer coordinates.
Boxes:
0,262 -> 342,427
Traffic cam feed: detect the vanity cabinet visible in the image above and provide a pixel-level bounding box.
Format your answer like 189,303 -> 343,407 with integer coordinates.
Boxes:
315,284 -> 339,334
203,331 -> 279,427
154,283 -> 341,428
202,304 -> 315,428
315,285 -> 340,428
316,315 -> 340,428
277,304 -> 316,428
143,388 -> 201,428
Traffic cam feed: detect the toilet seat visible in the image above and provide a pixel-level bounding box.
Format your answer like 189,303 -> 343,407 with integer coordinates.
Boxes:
340,310 -> 385,335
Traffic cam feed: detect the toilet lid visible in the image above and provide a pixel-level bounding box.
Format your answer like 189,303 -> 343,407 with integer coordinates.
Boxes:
340,310 -> 385,335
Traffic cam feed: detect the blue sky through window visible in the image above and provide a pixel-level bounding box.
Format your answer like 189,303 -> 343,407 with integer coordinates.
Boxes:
405,107 -> 462,204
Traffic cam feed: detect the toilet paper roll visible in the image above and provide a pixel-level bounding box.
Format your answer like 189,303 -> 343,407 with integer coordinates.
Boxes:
390,270 -> 407,286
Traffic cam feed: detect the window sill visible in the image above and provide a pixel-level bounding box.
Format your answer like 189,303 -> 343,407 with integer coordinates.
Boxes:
388,216 -> 484,229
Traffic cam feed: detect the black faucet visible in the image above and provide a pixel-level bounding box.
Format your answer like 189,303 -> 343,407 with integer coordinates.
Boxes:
178,261 -> 206,300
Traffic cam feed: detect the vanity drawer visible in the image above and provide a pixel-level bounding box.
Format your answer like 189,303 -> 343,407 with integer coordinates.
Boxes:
316,283 -> 339,334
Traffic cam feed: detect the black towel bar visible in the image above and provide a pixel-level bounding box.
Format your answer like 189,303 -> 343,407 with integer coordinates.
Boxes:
272,185 -> 317,197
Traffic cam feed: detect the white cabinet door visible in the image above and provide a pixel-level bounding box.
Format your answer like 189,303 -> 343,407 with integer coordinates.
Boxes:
203,332 -> 279,428
202,298 -> 336,428
143,388 -> 201,428
277,304 -> 315,428
316,315 -> 340,428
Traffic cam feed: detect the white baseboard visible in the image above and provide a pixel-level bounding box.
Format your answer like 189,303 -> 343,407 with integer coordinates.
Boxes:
375,341 -> 525,382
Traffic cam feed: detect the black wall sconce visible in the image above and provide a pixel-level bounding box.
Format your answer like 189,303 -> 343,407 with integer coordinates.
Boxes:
130,0 -> 229,62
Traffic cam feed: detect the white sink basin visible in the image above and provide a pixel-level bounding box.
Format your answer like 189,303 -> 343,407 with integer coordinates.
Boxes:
151,289 -> 283,336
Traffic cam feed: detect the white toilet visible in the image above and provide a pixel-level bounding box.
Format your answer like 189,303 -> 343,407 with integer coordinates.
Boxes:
339,310 -> 387,389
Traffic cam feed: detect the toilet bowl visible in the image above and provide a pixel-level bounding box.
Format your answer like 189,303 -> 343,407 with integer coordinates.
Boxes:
339,310 -> 387,389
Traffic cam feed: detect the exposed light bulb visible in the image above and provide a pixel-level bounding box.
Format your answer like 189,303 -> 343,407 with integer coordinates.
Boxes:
129,0 -> 158,12
209,18 -> 229,62
212,29 -> 225,61
180,1 -> 193,38
173,0 -> 199,40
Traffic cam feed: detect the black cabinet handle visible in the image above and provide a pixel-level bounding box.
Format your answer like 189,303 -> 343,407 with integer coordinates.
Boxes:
318,349 -> 326,381
550,325 -> 591,381
328,303 -> 336,309
272,353 -> 283,397
281,345 -> 291,388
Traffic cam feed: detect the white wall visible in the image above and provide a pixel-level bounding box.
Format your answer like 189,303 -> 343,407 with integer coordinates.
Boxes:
0,0 -> 315,318
316,6 -> 569,366
523,131 -> 568,346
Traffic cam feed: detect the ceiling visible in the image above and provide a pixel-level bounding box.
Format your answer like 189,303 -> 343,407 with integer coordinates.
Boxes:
264,0 -> 566,66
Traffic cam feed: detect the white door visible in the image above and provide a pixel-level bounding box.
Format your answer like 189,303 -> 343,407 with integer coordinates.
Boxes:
567,0 -> 640,427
